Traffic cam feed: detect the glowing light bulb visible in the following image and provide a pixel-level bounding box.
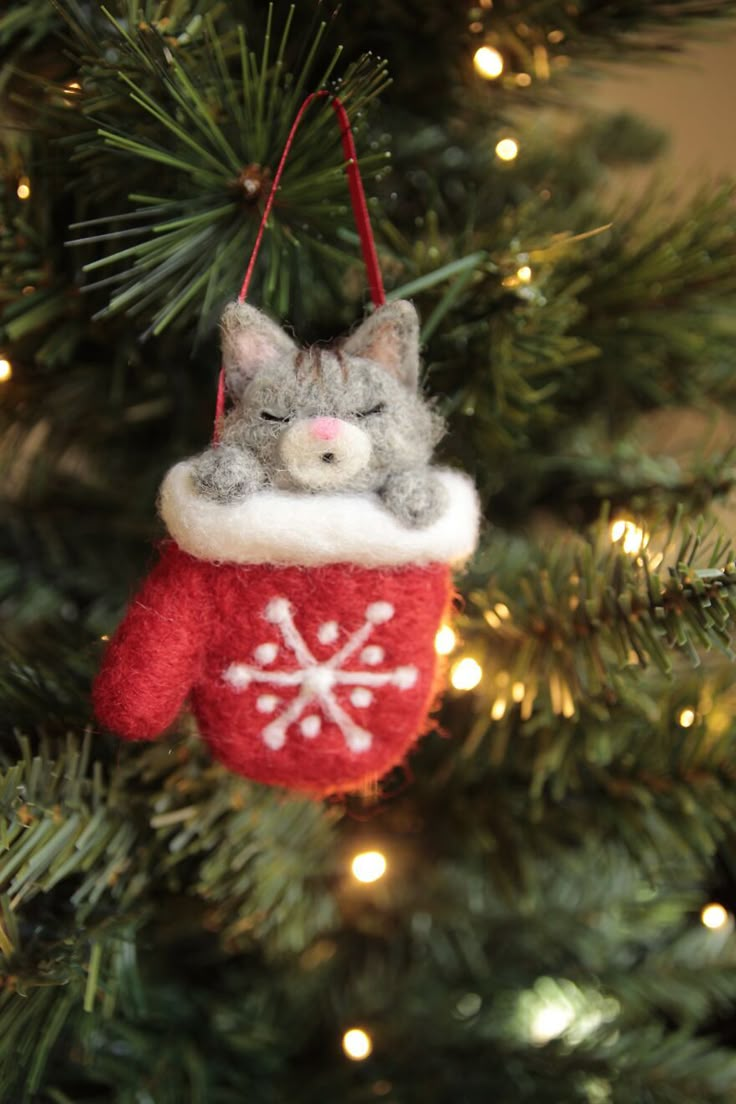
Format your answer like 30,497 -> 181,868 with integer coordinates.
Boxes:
473,46 -> 504,79
491,698 -> 507,720
16,176 -> 31,200
342,1028 -> 373,1060
495,138 -> 519,162
610,519 -> 648,555
0,357 -> 12,382
701,903 -> 729,930
678,708 -> 696,729
434,624 -> 457,655
517,265 -> 532,283
351,850 -> 387,884
450,657 -> 483,691
530,1002 -> 574,1044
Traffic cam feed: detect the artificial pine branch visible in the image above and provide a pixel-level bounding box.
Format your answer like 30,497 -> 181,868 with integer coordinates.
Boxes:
464,517 -> 736,724
53,5 -> 391,335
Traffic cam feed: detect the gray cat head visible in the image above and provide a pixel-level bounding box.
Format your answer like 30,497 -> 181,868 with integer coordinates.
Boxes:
218,299 -> 444,493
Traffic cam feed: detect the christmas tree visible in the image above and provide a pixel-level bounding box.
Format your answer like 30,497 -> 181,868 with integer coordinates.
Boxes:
4,1 -> 736,1099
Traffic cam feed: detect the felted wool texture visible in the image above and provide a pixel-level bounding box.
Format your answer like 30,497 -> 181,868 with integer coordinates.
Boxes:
193,299 -> 446,526
160,461 -> 480,568
93,545 -> 211,740
278,418 -> 373,491
221,301 -> 297,398
192,442 -> 266,503
342,299 -> 420,389
94,543 -> 452,795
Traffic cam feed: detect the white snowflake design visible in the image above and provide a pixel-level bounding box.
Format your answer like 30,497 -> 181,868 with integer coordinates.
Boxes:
222,597 -> 418,753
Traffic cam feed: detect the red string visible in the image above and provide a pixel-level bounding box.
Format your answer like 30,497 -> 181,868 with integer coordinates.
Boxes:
213,91 -> 385,440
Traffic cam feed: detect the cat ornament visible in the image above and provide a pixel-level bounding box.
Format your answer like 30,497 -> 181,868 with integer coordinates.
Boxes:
94,301 -> 479,794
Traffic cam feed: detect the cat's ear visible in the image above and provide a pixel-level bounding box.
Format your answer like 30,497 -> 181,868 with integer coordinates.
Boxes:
343,300 -> 420,389
220,302 -> 297,397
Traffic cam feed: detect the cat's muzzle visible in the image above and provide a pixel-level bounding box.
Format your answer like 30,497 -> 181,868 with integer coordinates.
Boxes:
280,418 -> 372,490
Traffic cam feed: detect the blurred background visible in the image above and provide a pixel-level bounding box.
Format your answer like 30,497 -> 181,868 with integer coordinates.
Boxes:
595,38 -> 736,180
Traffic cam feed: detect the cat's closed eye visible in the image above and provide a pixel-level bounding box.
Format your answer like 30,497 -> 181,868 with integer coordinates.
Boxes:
260,411 -> 291,423
355,403 -> 387,418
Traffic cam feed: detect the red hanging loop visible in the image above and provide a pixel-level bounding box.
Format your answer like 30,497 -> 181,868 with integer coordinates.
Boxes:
213,91 -> 385,441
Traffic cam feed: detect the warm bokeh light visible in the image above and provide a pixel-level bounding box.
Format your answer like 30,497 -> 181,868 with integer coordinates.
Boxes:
16,176 -> 31,200
495,137 -> 519,162
491,699 -> 507,721
351,850 -> 387,884
610,519 -> 648,555
530,1002 -> 574,1044
473,45 -> 504,79
517,265 -> 532,283
701,903 -> 729,930
434,624 -> 458,655
0,357 -> 12,382
678,708 -> 696,729
450,657 -> 483,691
64,80 -> 82,94
342,1028 -> 373,1060
512,681 -> 525,703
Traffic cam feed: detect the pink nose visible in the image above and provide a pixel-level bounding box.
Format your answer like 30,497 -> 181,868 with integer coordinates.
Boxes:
310,417 -> 341,441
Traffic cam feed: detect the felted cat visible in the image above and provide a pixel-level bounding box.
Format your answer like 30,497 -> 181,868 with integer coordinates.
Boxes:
191,299 -> 448,528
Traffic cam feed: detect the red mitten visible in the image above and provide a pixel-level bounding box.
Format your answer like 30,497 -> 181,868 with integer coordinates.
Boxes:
94,462 -> 478,795
93,544 -> 212,740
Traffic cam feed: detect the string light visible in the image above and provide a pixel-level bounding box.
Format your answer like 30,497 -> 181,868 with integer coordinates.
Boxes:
351,850 -> 387,884
342,1028 -> 373,1060
450,657 -> 483,691
491,699 -> 507,720
530,1002 -> 574,1044
533,44 -> 550,80
473,46 -> 504,79
495,138 -> 519,162
678,708 -> 696,729
701,903 -> 729,930
610,519 -> 648,555
434,624 -> 457,655
512,681 -> 526,703
0,357 -> 12,382
517,265 -> 532,283
16,176 -> 31,201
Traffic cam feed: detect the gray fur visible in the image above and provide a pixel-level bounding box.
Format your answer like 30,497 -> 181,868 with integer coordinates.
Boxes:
192,299 -> 447,527
342,299 -> 420,389
221,301 -> 297,397
193,442 -> 266,503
